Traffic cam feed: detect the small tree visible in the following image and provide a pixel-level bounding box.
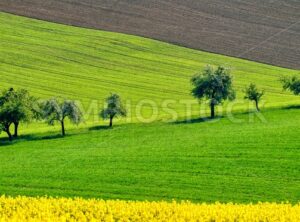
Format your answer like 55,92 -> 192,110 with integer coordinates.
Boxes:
281,76 -> 300,95
191,65 -> 236,118
0,88 -> 37,137
101,94 -> 126,127
42,98 -> 82,136
244,83 -> 264,111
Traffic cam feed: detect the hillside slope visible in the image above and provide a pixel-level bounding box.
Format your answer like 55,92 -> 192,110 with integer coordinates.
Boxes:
0,0 -> 299,69
0,12 -> 300,123
1,109 -> 300,202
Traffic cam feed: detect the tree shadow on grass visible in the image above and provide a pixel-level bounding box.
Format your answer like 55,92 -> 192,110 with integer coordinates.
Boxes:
172,116 -> 224,125
1,125 -> 115,146
283,105 -> 300,110
0,138 -> 13,146
21,134 -> 67,141
88,125 -> 111,131
0,134 -> 67,146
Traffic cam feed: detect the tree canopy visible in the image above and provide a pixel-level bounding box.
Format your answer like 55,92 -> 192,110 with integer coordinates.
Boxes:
0,100 -> 14,141
42,98 -> 83,136
281,76 -> 300,95
244,83 -> 264,111
101,94 -> 126,127
191,66 -> 236,118
0,88 -> 38,140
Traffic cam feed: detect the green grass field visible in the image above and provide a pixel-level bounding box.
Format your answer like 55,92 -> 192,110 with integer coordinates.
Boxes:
0,108 -> 299,203
0,12 -> 299,204
0,12 -> 299,125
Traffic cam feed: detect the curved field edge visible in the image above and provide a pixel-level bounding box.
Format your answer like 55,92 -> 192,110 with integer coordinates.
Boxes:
0,196 -> 299,221
0,0 -> 299,69
0,108 -> 299,203
0,12 -> 300,128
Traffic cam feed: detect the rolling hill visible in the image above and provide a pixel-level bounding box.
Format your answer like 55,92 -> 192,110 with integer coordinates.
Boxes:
0,0 -> 300,69
0,12 -> 299,125
1,108 -> 299,203
0,12 -> 299,204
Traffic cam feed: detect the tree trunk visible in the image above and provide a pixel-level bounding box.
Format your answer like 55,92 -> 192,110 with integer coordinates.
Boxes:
6,130 -> 12,141
255,100 -> 260,111
4,124 -> 12,141
61,120 -> 65,136
13,121 -> 19,138
109,116 -> 113,127
210,103 -> 215,119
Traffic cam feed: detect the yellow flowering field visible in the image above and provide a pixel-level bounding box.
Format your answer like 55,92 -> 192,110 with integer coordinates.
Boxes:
0,196 -> 299,222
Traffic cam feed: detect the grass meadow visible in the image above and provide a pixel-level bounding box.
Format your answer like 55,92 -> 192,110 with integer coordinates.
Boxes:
0,12 -> 299,206
0,108 -> 299,203
0,12 -> 300,125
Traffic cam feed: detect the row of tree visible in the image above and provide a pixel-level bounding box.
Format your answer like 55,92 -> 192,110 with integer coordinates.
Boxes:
191,65 -> 300,118
1,65 -> 299,141
0,90 -> 126,141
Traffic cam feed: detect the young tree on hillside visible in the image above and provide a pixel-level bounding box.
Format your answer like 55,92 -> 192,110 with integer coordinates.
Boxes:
0,88 -> 38,137
191,65 -> 236,118
281,76 -> 300,95
244,83 -> 264,111
100,94 -> 126,127
42,98 -> 83,136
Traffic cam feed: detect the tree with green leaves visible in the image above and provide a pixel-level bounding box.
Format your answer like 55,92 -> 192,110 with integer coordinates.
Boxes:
281,76 -> 300,95
0,88 -> 38,137
101,94 -> 126,127
244,83 -> 264,111
42,98 -> 83,136
0,103 -> 14,141
191,65 -> 236,118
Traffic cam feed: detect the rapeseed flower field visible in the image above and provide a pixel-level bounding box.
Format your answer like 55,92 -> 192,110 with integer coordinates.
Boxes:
0,196 -> 299,222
